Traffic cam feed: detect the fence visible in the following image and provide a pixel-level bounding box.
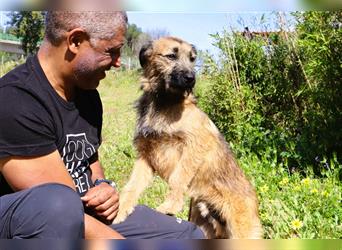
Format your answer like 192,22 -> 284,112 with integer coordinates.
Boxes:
0,32 -> 20,42
120,57 -> 140,70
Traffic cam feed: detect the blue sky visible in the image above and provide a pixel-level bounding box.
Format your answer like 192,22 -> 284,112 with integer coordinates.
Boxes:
0,0 -> 298,54
127,12 -> 295,54
122,0 -> 298,54
125,0 -> 299,12
0,0 -> 300,12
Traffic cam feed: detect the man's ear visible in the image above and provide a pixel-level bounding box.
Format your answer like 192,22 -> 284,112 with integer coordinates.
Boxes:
67,28 -> 89,54
139,41 -> 153,68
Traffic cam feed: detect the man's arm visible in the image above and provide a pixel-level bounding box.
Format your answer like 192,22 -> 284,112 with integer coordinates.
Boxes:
0,150 -> 124,239
90,160 -> 106,182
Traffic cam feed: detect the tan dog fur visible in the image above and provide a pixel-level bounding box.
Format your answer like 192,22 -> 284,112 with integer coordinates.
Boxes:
113,37 -> 263,239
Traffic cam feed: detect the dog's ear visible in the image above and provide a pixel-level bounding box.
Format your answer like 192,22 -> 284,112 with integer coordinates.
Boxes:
139,41 -> 153,68
191,44 -> 197,56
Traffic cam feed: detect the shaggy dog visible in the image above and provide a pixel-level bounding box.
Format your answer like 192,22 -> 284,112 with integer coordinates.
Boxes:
113,36 -> 262,239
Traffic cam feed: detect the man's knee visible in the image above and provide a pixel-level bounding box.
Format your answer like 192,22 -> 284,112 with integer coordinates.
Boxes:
179,222 -> 206,239
191,226 -> 206,239
13,183 -> 84,238
39,183 -> 83,213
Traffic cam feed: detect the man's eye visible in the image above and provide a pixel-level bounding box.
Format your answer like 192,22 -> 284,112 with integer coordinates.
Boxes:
106,48 -> 120,56
105,51 -> 112,56
165,54 -> 177,60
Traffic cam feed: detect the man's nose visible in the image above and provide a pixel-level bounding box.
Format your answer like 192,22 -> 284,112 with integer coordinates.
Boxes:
111,54 -> 121,68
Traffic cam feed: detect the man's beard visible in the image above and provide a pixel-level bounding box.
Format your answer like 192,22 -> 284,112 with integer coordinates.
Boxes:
74,58 -> 106,89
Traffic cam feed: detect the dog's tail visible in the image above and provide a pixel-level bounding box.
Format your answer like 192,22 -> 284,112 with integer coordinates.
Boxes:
196,200 -> 230,238
192,197 -> 263,239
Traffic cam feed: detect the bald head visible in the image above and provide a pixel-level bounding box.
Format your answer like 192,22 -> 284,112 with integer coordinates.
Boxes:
44,11 -> 128,46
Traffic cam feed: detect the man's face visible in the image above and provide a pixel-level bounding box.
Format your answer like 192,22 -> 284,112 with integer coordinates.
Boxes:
72,26 -> 126,90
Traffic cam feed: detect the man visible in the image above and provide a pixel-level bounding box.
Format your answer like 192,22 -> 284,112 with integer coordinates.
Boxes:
0,11 -> 204,239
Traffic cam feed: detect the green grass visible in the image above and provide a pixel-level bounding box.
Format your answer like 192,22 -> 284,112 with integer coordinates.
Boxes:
97,70 -> 342,239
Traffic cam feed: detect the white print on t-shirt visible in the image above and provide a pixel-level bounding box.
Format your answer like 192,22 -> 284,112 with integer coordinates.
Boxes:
74,172 -> 90,194
62,133 -> 96,164
61,133 -> 96,193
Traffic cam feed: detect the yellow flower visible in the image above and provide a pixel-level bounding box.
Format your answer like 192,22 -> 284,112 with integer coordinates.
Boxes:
301,178 -> 311,186
260,213 -> 268,221
259,184 -> 269,193
310,188 -> 318,194
321,191 -> 329,197
293,185 -> 301,191
291,219 -> 303,230
279,177 -> 289,186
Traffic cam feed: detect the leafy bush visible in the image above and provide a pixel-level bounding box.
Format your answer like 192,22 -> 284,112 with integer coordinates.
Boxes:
199,11 -> 342,173
295,11 -> 342,169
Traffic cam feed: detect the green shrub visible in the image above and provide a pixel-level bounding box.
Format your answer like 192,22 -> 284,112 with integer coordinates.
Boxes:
199,11 -> 342,173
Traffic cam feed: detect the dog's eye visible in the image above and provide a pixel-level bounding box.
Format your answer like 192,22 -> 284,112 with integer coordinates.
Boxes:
190,56 -> 196,62
165,54 -> 177,60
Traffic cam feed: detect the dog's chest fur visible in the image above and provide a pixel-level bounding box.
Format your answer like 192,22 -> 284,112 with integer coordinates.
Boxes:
133,92 -> 199,179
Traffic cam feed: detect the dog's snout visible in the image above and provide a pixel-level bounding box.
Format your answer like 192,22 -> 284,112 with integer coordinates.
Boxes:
184,72 -> 195,84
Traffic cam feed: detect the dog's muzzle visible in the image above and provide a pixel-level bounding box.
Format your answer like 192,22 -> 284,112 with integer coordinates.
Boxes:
170,70 -> 196,91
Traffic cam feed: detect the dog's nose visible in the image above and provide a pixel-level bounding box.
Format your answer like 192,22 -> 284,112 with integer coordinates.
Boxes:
184,72 -> 195,85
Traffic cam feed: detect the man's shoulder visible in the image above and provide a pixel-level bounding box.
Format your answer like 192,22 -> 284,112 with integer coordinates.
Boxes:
0,74 -> 37,111
0,56 -> 48,105
0,57 -> 48,117
0,83 -> 45,119
0,58 -> 33,89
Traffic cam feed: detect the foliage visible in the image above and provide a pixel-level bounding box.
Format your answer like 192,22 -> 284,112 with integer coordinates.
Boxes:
294,11 -> 342,170
122,23 -> 144,57
8,11 -> 45,56
119,23 -> 152,70
0,55 -> 25,77
199,11 -> 342,173
243,150 -> 342,238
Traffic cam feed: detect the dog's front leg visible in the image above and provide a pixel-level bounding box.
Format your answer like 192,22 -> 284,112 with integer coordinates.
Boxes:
156,161 -> 196,216
113,157 -> 153,224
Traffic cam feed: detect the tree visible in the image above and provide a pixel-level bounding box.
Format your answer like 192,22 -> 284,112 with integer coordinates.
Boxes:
126,23 -> 142,49
8,11 -> 45,56
133,32 -> 152,55
122,23 -> 144,57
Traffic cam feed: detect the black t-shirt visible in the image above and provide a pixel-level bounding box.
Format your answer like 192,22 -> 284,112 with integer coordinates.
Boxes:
0,55 -> 102,196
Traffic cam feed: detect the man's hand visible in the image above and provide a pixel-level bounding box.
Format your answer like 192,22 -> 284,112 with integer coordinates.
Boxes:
81,183 -> 119,224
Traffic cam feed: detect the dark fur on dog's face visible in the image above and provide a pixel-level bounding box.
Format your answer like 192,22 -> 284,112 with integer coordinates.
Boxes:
139,37 -> 197,94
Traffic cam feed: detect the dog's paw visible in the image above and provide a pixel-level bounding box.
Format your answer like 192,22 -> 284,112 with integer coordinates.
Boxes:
157,201 -> 182,215
112,206 -> 135,224
156,205 -> 171,215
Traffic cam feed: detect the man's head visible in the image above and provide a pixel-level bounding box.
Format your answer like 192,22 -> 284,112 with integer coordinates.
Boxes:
43,11 -> 128,90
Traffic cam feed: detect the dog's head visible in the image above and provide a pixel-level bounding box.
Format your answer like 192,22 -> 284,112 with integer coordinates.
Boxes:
139,36 -> 197,94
